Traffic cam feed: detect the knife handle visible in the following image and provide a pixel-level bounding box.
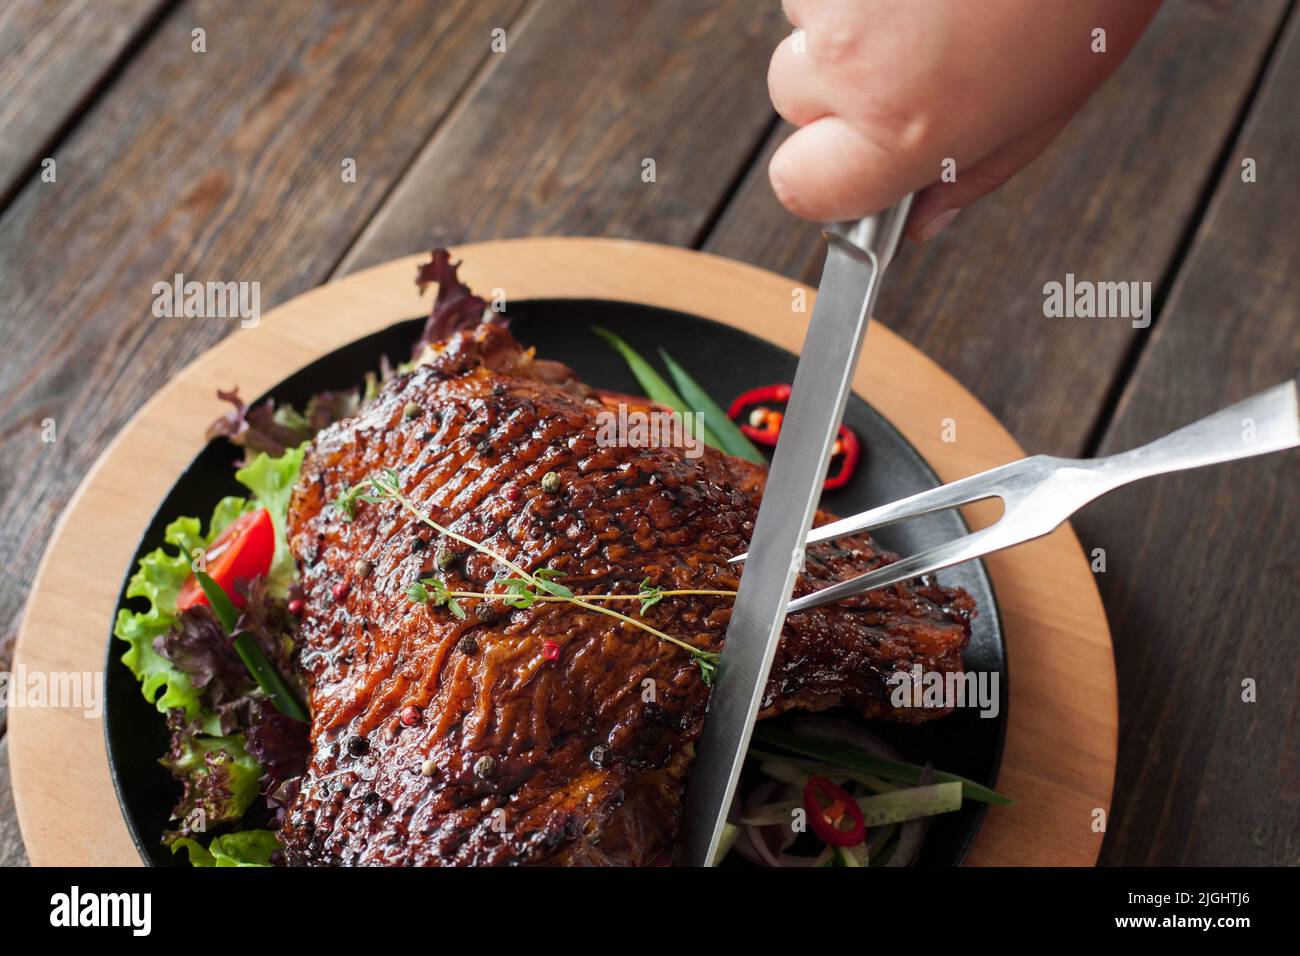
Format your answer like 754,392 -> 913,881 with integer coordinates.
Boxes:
831,193 -> 915,267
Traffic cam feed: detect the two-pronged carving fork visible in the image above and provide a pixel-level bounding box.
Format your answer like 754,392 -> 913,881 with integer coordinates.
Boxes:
729,374 -> 1300,613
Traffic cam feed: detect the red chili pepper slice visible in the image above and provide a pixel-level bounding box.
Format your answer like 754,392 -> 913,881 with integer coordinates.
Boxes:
176,508 -> 275,612
727,383 -> 791,420
728,383 -> 862,490
803,775 -> 866,847
822,425 -> 861,490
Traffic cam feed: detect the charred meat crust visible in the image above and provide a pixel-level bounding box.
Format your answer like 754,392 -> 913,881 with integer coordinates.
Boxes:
280,325 -> 973,866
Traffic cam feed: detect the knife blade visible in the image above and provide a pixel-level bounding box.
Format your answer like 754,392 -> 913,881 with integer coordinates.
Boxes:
675,196 -> 912,866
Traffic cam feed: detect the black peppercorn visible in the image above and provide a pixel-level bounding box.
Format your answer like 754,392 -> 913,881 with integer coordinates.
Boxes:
475,601 -> 504,624
458,634 -> 479,655
589,744 -> 611,769
473,755 -> 496,779
346,735 -> 369,758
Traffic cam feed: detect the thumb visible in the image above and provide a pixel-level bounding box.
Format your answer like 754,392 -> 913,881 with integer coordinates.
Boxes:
908,111 -> 1075,241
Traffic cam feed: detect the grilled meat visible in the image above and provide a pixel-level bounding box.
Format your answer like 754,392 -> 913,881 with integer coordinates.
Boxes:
280,323 -> 974,866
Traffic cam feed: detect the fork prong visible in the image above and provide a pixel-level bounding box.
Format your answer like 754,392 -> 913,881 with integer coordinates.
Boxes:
786,522 -> 1008,613
728,458 -> 1029,564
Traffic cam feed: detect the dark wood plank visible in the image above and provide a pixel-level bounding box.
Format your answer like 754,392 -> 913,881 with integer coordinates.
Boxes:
0,0 -> 527,673
0,0 -> 170,207
705,0 -> 1291,457
0,738 -> 28,866
339,0 -> 787,272
1078,9 -> 1300,866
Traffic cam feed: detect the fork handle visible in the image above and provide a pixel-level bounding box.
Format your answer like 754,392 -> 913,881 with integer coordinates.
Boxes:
1093,374 -> 1300,487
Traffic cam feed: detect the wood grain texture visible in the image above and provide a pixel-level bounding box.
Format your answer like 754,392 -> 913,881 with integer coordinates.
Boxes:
705,0 -> 1291,458
8,240 -> 1115,866
338,0 -> 787,273
0,0 -> 526,677
1078,10 -> 1300,866
0,0 -> 168,206
0,739 -> 28,867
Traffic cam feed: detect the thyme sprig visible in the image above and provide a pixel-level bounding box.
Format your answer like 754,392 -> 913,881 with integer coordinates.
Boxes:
334,470 -> 726,683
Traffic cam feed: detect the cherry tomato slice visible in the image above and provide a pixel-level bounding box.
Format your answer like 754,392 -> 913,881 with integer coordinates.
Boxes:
803,774 -> 867,847
176,508 -> 275,612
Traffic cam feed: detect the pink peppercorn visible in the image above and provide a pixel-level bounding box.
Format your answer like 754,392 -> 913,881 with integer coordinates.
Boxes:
542,640 -> 560,662
332,581 -> 350,601
288,598 -> 305,616
504,486 -> 521,502
400,705 -> 422,727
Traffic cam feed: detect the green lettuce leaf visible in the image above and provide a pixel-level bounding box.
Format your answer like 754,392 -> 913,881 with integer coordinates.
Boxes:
113,496 -> 252,726
235,444 -> 306,593
162,730 -> 262,835
114,444 -> 307,854
171,829 -> 281,867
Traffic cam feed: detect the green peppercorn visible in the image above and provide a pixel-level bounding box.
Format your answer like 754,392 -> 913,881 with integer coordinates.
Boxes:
541,471 -> 561,493
403,402 -> 423,420
435,545 -> 456,570
353,558 -> 373,578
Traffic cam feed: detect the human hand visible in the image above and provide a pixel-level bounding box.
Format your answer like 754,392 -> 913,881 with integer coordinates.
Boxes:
767,0 -> 1161,239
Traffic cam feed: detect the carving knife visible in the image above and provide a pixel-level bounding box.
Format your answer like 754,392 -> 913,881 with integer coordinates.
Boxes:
676,195 -> 914,866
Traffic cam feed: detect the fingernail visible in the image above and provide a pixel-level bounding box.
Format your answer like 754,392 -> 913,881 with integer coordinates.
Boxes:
912,207 -> 960,242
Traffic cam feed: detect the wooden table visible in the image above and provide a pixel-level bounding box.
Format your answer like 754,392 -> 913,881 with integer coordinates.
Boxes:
1,0 -> 1295,867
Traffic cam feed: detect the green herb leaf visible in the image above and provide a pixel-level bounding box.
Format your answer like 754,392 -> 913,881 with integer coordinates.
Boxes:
637,578 -> 664,615
696,655 -> 718,686
333,484 -> 366,521
750,724 -> 1014,806
411,576 -> 468,619
592,326 -> 725,450
532,567 -> 574,599
194,571 -> 240,634
659,349 -> 765,464
592,326 -> 689,411
232,632 -> 309,723
501,577 -> 536,609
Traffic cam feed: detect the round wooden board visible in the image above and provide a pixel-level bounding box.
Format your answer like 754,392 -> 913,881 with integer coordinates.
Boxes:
9,238 -> 1117,866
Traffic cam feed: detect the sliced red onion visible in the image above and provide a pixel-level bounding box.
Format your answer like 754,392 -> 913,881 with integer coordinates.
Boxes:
865,823 -> 895,857
884,820 -> 924,867
746,823 -> 785,867
731,828 -> 765,866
